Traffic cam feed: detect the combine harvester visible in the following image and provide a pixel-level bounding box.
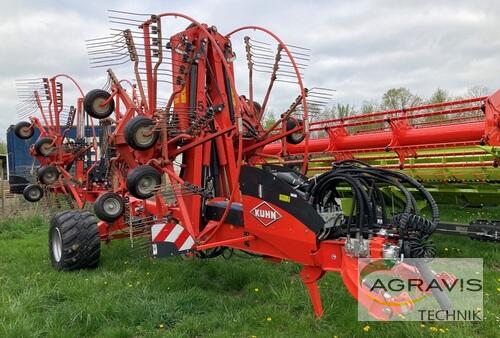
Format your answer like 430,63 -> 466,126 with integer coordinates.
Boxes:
11,10 -> 498,318
261,94 -> 500,240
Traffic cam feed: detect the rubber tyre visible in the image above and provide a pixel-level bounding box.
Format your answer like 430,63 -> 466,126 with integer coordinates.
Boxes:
38,165 -> 59,185
34,137 -> 55,157
126,165 -> 161,199
23,184 -> 43,202
84,89 -> 115,119
94,192 -> 125,222
124,116 -> 159,150
14,121 -> 34,139
49,210 -> 100,271
286,118 -> 305,144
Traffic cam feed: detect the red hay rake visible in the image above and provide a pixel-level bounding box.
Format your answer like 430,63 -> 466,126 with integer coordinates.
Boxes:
14,75 -> 103,206
13,10 -> 500,319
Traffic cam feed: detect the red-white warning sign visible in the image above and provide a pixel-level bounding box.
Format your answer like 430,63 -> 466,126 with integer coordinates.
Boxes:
250,201 -> 282,227
151,223 -> 194,252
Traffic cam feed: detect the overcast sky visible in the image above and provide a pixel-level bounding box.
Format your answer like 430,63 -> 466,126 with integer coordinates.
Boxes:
0,0 -> 499,141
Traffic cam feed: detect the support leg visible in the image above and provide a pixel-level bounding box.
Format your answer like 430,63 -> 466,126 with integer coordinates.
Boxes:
300,266 -> 326,318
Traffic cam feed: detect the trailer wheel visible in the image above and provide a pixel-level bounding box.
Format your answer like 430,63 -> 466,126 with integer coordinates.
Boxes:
94,192 -> 125,222
14,121 -> 34,139
84,89 -> 115,119
126,165 -> 161,199
286,118 -> 305,144
49,210 -> 100,271
38,165 -> 59,185
124,116 -> 159,150
34,137 -> 56,157
23,184 -> 44,202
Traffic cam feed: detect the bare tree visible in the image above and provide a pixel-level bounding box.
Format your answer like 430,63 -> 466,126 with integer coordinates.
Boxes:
466,85 -> 489,98
381,87 -> 422,110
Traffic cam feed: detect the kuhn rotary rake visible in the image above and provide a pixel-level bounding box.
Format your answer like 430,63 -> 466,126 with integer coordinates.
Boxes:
15,10 -> 497,318
14,74 -> 157,243
14,75 -> 103,206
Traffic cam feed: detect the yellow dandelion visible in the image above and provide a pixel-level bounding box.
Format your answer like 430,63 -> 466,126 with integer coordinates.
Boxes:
430,326 -> 438,332
497,288 -> 500,292
251,336 -> 257,338
497,278 -> 500,282
147,272 -> 150,276
444,248 -> 448,251
127,283 -> 133,287
420,324 -> 426,328
159,324 -> 164,329
104,281 -> 108,285
439,328 -> 445,333
254,288 -> 259,292
333,336 -> 338,338
266,317 -> 272,321
363,325 -> 370,332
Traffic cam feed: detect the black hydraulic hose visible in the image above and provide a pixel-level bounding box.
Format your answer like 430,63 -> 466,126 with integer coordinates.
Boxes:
310,173 -> 371,235
372,168 -> 439,229
332,167 -> 415,229
309,162 -> 439,250
374,183 -> 388,226
189,63 -> 198,123
353,169 -> 416,230
333,159 -> 371,168
222,67 -> 235,124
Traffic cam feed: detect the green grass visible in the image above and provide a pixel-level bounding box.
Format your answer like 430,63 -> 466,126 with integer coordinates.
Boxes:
0,211 -> 498,338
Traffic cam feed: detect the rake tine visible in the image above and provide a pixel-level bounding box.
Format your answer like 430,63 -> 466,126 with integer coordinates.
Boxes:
285,43 -> 311,51
107,9 -> 152,16
108,15 -> 146,23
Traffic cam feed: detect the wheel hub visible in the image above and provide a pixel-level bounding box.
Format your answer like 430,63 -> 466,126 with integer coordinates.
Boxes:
44,171 -> 56,182
135,125 -> 155,146
51,228 -> 62,262
28,188 -> 41,200
137,175 -> 157,195
92,98 -> 108,114
41,143 -> 54,155
20,126 -> 31,137
103,198 -> 121,216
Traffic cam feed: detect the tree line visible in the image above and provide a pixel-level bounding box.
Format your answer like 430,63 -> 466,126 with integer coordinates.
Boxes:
263,85 -> 489,129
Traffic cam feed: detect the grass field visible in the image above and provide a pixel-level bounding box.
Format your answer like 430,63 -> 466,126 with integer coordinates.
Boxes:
0,208 -> 499,338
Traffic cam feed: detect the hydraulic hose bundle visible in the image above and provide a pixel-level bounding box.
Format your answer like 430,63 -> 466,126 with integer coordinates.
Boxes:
307,160 -> 439,258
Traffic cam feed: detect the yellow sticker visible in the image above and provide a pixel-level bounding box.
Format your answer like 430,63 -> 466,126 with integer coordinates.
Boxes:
180,87 -> 187,103
174,87 -> 187,105
279,194 -> 291,203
